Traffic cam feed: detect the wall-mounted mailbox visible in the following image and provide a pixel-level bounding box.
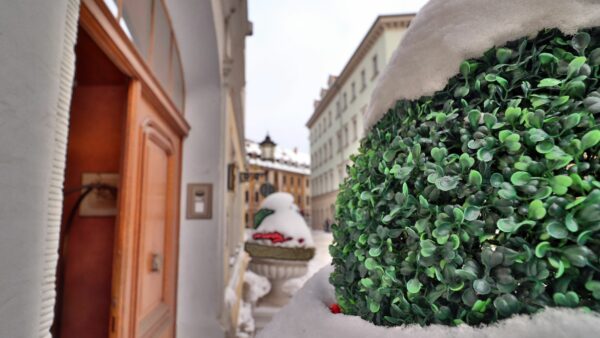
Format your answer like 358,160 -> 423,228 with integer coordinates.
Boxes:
186,183 -> 212,219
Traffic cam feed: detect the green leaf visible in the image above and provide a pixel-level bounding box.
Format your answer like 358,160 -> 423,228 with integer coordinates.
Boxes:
420,239 -> 437,257
565,212 -> 578,232
572,32 -> 591,54
511,171 -> 531,186
538,78 -> 561,88
547,221 -> 568,239
494,294 -> 521,317
549,175 -> 573,195
369,300 -> 381,313
473,279 -> 491,295
460,61 -> 471,78
490,173 -> 504,188
535,241 -> 551,258
477,148 -> 494,162
497,217 -> 518,233
581,130 -> 600,150
365,258 -> 378,270
539,52 -> 558,64
496,48 -> 513,63
254,208 -> 275,228
567,56 -> 587,78
468,109 -> 481,127
464,206 -> 481,221
407,278 -> 423,294
460,153 -> 475,171
360,278 -> 374,288
528,200 -> 546,220
435,176 -> 460,191
469,170 -> 483,186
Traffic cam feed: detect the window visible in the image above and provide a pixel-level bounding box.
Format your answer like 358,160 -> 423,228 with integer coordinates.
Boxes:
343,92 -> 348,111
255,191 -> 259,202
351,82 -> 356,101
330,171 -> 334,190
336,100 -> 341,116
328,111 -> 332,126
306,179 -> 310,188
291,176 -> 294,185
245,190 -> 249,203
361,69 -> 366,91
344,124 -> 349,147
323,116 -> 327,130
328,138 -> 333,159
337,131 -> 342,153
245,213 -> 248,224
352,116 -> 358,141
306,196 -> 310,205
372,54 -> 379,79
283,175 -> 287,184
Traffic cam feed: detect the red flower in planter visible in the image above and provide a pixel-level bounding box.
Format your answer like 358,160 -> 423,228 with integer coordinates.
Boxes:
329,303 -> 341,314
252,231 -> 292,243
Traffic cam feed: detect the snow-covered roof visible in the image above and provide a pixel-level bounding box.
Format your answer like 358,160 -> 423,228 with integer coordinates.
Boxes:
246,139 -> 310,175
365,0 -> 600,130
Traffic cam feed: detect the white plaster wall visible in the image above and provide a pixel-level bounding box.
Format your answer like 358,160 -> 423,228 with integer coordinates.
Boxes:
166,1 -> 227,337
0,1 -> 75,337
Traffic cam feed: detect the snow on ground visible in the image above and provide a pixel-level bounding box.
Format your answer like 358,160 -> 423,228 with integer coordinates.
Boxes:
365,0 -> 600,130
259,266 -> 600,338
282,230 -> 333,295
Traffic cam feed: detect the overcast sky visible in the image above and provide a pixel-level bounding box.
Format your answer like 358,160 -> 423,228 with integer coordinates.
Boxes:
245,0 -> 429,153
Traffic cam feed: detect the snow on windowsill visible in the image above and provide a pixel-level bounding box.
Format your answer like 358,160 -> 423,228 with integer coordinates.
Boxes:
258,266 -> 600,338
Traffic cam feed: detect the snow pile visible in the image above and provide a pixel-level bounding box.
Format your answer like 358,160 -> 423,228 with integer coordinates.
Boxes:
365,0 -> 600,130
283,231 -> 333,295
236,301 -> 255,338
250,192 -> 315,248
259,266 -> 600,338
244,270 -> 271,304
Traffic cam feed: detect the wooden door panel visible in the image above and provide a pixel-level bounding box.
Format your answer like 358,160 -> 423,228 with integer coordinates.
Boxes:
138,131 -> 170,318
113,81 -> 180,338
133,97 -> 178,338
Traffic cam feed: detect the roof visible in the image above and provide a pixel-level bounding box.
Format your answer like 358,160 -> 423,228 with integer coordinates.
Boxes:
246,139 -> 310,175
305,13 -> 415,128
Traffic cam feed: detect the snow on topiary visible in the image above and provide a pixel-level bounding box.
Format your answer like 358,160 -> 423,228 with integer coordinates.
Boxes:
250,192 -> 314,248
330,14 -> 600,330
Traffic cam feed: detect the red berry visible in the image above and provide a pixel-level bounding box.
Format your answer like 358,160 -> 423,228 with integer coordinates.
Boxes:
329,303 -> 341,314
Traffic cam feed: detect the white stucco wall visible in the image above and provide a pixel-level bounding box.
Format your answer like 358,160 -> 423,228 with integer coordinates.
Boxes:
0,1 -> 78,337
167,1 -> 227,337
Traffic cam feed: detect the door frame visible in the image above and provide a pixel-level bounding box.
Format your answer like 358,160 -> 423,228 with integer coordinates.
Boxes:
78,2 -> 189,337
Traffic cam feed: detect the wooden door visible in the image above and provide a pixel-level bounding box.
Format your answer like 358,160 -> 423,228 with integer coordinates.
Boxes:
112,81 -> 181,338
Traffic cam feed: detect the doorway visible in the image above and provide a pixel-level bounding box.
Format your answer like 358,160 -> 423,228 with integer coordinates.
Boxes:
53,27 -> 129,338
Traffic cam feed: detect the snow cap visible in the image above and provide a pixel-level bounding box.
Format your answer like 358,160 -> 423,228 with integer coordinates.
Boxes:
252,192 -> 315,247
365,0 -> 600,131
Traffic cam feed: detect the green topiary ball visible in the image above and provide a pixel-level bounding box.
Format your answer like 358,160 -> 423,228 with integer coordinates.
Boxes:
330,28 -> 600,327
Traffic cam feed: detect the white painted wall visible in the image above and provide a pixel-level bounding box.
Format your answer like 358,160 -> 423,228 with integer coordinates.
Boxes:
0,1 -> 77,337
167,1 -> 226,337
168,0 -> 250,337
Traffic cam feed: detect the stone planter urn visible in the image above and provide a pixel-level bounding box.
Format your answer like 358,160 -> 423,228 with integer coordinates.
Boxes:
245,243 -> 315,306
245,192 -> 316,308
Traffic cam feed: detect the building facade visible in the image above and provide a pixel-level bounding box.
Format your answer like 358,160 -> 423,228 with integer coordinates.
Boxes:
306,14 -> 415,230
0,1 -> 251,338
244,136 -> 311,228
